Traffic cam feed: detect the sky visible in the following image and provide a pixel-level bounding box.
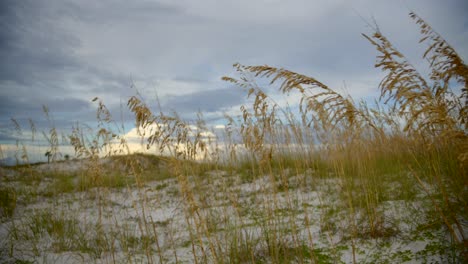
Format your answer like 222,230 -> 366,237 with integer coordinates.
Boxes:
0,0 -> 467,164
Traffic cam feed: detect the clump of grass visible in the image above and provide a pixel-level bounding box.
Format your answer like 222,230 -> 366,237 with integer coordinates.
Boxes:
222,11 -> 467,262
0,187 -> 16,219
2,11 -> 466,263
6,209 -> 115,261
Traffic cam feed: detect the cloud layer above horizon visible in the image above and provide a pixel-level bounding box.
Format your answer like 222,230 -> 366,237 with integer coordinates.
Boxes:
1,0 -> 467,144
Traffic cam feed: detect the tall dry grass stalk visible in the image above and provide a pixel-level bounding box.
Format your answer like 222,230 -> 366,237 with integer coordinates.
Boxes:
222,11 -> 467,261
2,12 -> 466,263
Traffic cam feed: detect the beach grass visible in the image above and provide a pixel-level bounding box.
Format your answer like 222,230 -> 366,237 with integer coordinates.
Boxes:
0,12 -> 466,263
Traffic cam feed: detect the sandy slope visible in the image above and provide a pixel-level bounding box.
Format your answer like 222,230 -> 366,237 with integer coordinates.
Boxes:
0,158 -> 465,263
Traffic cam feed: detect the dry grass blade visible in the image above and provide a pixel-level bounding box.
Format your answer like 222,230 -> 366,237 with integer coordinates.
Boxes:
3,11 -> 467,264
363,25 -> 465,137
362,32 -> 433,130
224,63 -> 381,137
410,12 -> 468,131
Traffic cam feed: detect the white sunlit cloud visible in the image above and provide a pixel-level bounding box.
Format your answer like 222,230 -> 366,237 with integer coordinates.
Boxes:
111,122 -> 220,159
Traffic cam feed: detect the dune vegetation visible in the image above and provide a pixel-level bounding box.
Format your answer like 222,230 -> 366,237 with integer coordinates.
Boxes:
0,12 -> 466,263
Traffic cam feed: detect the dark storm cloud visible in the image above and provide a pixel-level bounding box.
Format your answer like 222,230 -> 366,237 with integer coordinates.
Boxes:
45,97 -> 91,113
0,95 -> 42,119
162,88 -> 245,114
63,0 -> 185,24
0,133 -> 16,142
0,95 -> 92,124
0,0 -> 136,130
0,0 -> 81,86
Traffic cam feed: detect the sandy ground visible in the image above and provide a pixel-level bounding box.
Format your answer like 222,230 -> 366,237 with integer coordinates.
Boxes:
0,159 -> 466,263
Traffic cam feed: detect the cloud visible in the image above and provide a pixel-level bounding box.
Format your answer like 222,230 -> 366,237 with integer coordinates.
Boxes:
162,87 -> 245,114
0,93 -> 94,124
53,0 -> 188,28
0,0 -> 80,86
1,0 -> 467,159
